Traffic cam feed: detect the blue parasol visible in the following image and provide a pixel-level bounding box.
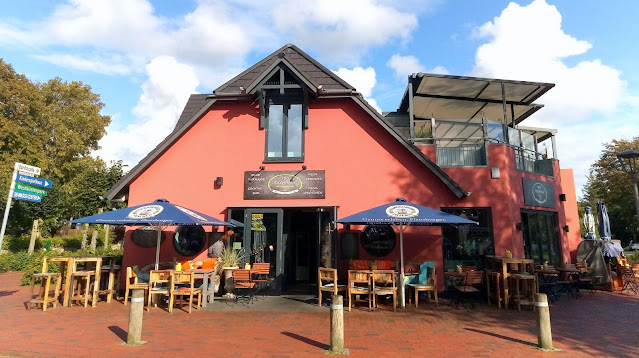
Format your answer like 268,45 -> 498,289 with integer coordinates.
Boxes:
336,198 -> 477,308
597,201 -> 612,241
70,199 -> 233,269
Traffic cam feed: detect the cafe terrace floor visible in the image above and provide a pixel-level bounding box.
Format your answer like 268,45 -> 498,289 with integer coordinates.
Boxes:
1,271 -> 637,358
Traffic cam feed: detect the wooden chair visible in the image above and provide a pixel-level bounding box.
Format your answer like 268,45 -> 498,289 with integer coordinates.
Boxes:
233,269 -> 255,303
124,266 -> 149,305
485,271 -> 501,308
372,270 -> 397,312
147,270 -> 171,309
347,270 -> 372,311
251,262 -> 271,297
452,271 -> 483,309
169,271 -> 202,313
407,263 -> 438,307
318,267 -> 347,307
618,266 -> 639,294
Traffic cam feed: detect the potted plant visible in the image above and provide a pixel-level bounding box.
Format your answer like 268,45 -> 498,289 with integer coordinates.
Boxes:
219,247 -> 246,296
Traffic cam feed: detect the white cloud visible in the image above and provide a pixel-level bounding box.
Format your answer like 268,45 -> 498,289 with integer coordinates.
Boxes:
333,67 -> 377,97
386,54 -> 449,80
470,0 -> 627,194
32,53 -> 135,75
332,66 -> 381,113
270,0 -> 418,64
93,56 -> 199,166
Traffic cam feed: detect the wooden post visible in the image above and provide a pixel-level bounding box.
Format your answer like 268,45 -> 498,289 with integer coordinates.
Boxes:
28,219 -> 39,254
90,229 -> 98,251
329,295 -> 348,354
104,224 -> 110,249
80,223 -> 88,250
535,293 -> 553,350
126,289 -> 146,346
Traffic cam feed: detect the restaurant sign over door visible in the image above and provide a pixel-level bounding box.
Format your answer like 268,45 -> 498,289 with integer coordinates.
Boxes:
244,170 -> 325,199
522,178 -> 555,208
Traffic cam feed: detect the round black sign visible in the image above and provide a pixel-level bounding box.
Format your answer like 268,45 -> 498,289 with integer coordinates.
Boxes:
361,224 -> 396,257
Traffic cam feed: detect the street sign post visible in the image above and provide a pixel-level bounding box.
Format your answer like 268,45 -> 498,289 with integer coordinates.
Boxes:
14,183 -> 47,196
16,174 -> 52,189
1,162 -> 45,250
12,191 -> 42,203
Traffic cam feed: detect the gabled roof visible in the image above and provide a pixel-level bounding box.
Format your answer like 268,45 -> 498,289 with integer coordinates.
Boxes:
214,43 -> 354,95
106,45 -> 470,200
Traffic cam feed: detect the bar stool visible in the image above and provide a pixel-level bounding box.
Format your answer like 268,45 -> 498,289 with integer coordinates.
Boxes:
510,273 -> 536,311
69,271 -> 96,307
485,271 -> 502,308
28,273 -> 61,311
98,264 -> 120,303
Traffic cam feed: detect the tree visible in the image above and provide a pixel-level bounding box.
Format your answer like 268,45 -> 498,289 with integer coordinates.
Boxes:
580,137 -> 639,245
0,58 -> 118,236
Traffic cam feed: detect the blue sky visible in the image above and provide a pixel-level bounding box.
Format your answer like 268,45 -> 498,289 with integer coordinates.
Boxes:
1,0 -> 638,198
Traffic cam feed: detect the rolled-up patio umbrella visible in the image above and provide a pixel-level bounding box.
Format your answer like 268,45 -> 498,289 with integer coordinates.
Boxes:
336,198 -> 477,308
70,199 -> 234,269
597,201 -> 612,241
583,206 -> 596,240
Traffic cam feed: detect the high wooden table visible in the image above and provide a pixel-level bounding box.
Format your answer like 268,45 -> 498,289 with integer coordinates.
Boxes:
486,256 -> 535,309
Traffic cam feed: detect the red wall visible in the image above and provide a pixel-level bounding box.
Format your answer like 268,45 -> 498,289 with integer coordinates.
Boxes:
122,97 -> 579,289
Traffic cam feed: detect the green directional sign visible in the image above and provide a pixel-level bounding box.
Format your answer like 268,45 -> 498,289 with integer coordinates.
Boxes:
15,182 -> 48,196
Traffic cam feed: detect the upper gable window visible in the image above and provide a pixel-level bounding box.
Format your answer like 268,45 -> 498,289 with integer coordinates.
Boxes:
265,95 -> 304,161
258,66 -> 309,162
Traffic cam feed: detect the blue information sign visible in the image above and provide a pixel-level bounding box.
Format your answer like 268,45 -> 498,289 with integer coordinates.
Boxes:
16,174 -> 53,189
12,190 -> 42,203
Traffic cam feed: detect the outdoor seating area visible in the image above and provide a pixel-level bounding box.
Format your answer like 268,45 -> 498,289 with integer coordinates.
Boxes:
28,255 -> 120,311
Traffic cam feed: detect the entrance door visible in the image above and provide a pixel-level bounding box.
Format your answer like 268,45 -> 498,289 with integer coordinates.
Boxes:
521,210 -> 561,265
244,209 -> 283,294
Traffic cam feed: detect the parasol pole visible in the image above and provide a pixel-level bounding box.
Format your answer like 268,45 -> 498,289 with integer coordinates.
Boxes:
154,225 -> 162,270
398,223 -> 406,309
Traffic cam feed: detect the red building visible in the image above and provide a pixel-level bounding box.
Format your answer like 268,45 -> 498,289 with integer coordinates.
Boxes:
107,44 -> 581,293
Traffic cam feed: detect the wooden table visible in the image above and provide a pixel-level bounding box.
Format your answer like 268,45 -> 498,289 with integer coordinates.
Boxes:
486,256 -> 535,309
42,257 -> 74,307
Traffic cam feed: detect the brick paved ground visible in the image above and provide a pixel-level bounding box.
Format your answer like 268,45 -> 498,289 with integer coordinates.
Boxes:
1,271 -> 638,358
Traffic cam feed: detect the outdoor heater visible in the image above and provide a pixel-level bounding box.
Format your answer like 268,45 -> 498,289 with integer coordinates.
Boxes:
617,149 -> 639,235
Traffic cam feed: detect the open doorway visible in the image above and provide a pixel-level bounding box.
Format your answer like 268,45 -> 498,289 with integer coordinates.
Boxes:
283,208 -> 333,294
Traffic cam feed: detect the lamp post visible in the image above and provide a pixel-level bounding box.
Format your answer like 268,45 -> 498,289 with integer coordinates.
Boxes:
617,150 -> 639,237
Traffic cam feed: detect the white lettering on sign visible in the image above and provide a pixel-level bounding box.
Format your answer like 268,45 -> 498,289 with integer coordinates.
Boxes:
15,162 -> 41,176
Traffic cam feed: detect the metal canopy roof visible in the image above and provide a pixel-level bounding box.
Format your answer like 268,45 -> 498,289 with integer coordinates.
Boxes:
399,73 -> 555,126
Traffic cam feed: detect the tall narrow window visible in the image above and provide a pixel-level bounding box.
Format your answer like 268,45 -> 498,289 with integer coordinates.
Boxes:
265,97 -> 305,162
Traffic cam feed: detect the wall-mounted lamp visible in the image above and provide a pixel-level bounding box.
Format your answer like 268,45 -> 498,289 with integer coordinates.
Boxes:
214,177 -> 223,187
259,166 -> 265,171
516,222 -> 523,231
563,225 -> 569,233
559,193 -> 567,202
302,165 -> 307,170
491,167 -> 500,179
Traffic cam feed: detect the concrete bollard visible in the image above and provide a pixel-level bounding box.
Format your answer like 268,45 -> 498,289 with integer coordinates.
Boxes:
126,289 -> 146,346
329,295 -> 349,355
535,293 -> 553,350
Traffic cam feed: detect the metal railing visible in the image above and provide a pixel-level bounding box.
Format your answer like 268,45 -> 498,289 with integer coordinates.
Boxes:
437,143 -> 487,167
514,147 -> 554,177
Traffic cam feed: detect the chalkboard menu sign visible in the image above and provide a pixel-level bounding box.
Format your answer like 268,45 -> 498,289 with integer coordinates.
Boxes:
244,170 -> 325,200
361,225 -> 396,257
522,178 -> 555,208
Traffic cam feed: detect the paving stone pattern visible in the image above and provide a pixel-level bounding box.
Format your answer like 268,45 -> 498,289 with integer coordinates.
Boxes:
1,272 -> 638,358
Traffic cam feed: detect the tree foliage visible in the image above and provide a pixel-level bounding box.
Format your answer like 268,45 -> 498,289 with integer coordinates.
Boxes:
580,136 -> 639,244
0,59 -> 122,236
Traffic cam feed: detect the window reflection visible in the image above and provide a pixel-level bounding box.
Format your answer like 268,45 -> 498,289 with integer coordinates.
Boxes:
442,208 -> 494,271
267,104 -> 284,158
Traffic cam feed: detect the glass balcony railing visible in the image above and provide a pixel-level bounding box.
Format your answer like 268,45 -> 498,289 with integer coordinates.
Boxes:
514,147 -> 554,177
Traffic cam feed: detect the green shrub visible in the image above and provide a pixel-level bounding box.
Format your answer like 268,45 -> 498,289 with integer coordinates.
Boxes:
0,252 -> 34,272
628,251 -> 639,263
